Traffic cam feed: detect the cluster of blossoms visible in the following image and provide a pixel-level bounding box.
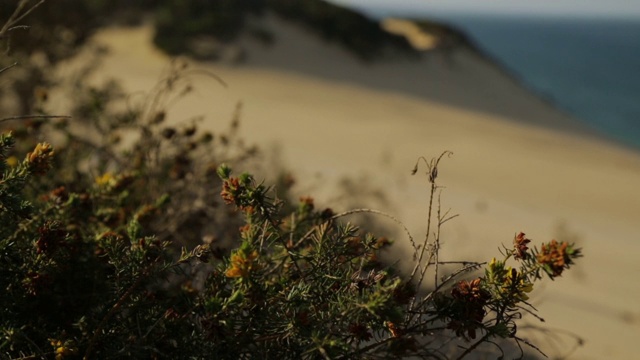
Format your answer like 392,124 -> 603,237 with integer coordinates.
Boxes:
486,258 -> 533,305
218,164 -> 267,212
49,338 -> 77,360
225,247 -> 260,278
220,176 -> 243,206
439,232 -> 581,342
537,239 -> 577,278
514,232 -> 581,280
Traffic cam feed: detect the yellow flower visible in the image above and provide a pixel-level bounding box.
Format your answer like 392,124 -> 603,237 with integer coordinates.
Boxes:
486,257 -> 505,284
95,172 -> 114,186
5,156 -> 18,167
25,142 -> 54,175
50,339 -> 62,347
49,339 -> 77,360
27,142 -> 54,162
55,346 -> 67,360
501,268 -> 533,302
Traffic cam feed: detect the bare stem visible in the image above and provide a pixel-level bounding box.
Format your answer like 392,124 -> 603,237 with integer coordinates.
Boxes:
0,62 -> 18,75
0,0 -> 45,39
0,115 -> 71,123
434,190 -> 443,288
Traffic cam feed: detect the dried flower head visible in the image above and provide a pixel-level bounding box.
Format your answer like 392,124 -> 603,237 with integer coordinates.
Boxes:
449,278 -> 490,340
191,244 -> 211,263
452,278 -> 488,304
513,232 -> 531,260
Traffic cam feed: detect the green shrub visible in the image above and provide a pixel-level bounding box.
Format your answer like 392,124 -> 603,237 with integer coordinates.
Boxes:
0,136 -> 582,358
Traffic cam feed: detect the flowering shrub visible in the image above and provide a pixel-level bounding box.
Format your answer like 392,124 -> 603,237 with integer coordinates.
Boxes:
0,3 -> 583,359
1,133 -> 583,359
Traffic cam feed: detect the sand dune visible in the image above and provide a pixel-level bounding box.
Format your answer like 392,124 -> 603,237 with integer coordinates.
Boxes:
56,19 -> 640,359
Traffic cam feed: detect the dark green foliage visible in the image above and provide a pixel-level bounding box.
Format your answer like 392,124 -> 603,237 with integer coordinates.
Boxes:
152,0 -> 417,61
154,0 -> 266,55
266,0 -> 417,60
0,0 -> 417,63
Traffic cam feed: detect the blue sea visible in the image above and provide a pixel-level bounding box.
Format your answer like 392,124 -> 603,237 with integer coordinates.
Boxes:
441,15 -> 640,149
365,9 -> 640,149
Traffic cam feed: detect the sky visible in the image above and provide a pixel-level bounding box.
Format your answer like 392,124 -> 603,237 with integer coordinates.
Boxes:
329,0 -> 640,19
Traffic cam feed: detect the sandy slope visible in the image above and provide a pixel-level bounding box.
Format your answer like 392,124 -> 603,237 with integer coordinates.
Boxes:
56,20 -> 640,359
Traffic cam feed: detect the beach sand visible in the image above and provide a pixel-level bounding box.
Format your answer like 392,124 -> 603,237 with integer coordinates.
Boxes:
55,19 -> 640,359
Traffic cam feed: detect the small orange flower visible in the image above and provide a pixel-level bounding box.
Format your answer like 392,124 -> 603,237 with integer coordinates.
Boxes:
225,249 -> 259,278
385,321 -> 402,338
537,240 -> 571,278
298,196 -> 314,213
221,177 -> 241,205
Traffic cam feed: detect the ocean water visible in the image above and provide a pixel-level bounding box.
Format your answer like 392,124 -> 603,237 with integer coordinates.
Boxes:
437,15 -> 640,149
362,7 -> 640,149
